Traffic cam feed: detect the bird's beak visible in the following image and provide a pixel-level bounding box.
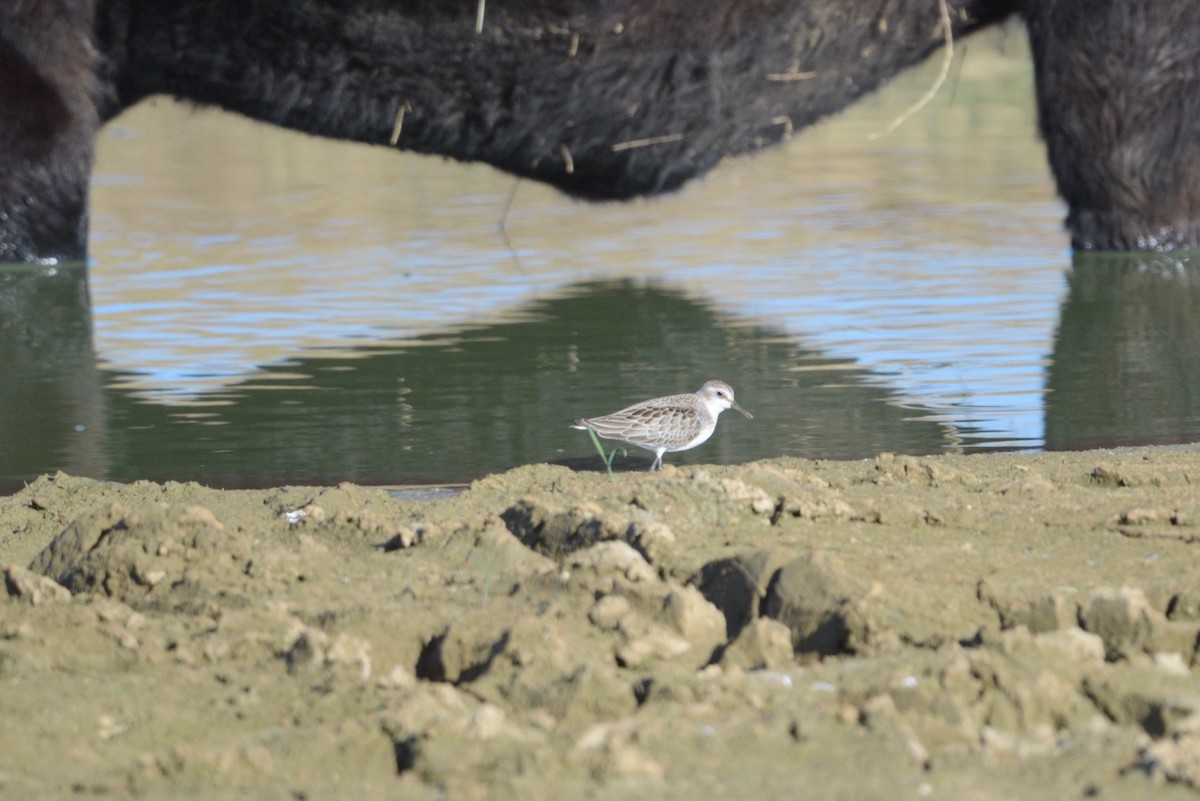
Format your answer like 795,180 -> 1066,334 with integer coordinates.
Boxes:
732,401 -> 753,419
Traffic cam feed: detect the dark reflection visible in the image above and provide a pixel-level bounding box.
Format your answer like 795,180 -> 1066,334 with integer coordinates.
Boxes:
12,263 -> 1200,493
0,264 -> 110,484
96,281 -> 953,485
1045,251 -> 1200,450
1,278 -> 956,490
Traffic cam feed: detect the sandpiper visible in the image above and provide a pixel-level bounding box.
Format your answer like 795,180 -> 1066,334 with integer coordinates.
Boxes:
571,380 -> 753,471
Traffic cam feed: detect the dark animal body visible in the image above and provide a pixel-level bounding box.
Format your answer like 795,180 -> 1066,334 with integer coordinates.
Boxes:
1,0 -> 1197,263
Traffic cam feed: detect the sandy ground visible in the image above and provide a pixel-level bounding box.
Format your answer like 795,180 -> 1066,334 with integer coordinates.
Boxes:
3,447 -> 1200,799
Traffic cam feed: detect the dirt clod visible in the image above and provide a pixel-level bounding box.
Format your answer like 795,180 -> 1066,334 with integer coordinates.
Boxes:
3,448 -> 1200,799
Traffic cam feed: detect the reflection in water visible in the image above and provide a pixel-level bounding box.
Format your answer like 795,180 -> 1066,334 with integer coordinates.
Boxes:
0,276 -> 953,490
1045,252 -> 1200,451
7,257 -> 1200,492
0,264 -> 109,482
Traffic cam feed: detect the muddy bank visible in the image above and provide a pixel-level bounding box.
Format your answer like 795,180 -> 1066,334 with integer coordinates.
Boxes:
3,447 -> 1200,799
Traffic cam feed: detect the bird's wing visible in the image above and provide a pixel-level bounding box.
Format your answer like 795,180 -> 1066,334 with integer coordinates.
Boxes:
582,404 -> 702,449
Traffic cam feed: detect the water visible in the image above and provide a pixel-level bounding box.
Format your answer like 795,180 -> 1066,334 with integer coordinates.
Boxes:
3,28 -> 1198,491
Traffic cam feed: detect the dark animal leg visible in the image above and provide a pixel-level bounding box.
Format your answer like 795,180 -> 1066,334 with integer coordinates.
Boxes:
0,0 -> 99,263
1023,1 -> 1200,251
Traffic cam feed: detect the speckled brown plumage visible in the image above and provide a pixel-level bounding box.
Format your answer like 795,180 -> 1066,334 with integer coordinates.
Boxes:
572,380 -> 752,471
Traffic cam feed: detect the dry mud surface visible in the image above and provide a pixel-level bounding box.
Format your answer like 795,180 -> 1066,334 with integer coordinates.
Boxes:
4,448 -> 1200,799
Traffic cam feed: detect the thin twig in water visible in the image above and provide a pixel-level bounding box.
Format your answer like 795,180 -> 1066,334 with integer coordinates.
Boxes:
869,0 -> 954,139
948,42 -> 968,104
611,132 -> 684,152
498,179 -> 525,273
